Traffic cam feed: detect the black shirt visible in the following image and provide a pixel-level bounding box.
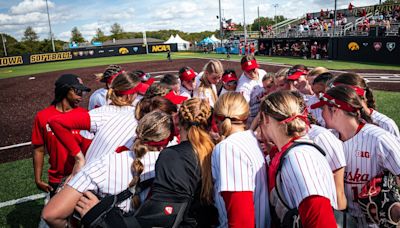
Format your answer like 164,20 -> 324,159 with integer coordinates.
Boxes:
151,141 -> 201,202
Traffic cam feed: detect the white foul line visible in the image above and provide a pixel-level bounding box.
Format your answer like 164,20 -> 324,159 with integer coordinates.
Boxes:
0,193 -> 46,209
0,142 -> 31,151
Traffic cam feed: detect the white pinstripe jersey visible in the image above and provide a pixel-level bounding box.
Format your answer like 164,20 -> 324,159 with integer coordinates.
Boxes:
212,130 -> 270,228
80,105 -> 134,140
85,107 -> 138,163
306,95 -> 326,127
308,124 -> 346,171
370,109 -> 400,138
68,150 -> 160,213
88,88 -> 108,110
193,72 -> 218,107
180,86 -> 192,98
279,144 -> 337,209
236,69 -> 267,103
342,123 -> 400,223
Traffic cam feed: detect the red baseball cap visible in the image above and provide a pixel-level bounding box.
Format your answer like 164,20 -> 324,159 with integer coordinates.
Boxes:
180,69 -> 197,81
164,91 -> 188,105
222,72 -> 238,83
287,71 -> 307,81
241,59 -> 259,72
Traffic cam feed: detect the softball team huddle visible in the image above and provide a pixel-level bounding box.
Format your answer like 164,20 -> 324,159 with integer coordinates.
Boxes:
33,56 -> 400,228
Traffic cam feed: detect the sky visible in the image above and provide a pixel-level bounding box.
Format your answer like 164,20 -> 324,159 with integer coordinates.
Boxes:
0,0 -> 379,42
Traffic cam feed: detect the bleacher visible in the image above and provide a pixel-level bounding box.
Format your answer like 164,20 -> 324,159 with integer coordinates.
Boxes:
260,2 -> 400,38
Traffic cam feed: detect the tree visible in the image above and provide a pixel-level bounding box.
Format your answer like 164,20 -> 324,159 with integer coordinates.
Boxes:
92,28 -> 107,42
110,23 -> 124,40
70,27 -> 85,43
251,16 -> 287,31
22,26 -> 39,42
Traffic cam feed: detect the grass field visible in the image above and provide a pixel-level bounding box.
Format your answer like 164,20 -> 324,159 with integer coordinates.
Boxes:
0,52 -> 399,227
1,52 -> 400,79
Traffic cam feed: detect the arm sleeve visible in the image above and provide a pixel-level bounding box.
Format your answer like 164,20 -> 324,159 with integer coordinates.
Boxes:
31,114 -> 44,145
378,133 -> 400,175
298,195 -> 336,228
48,112 -> 91,156
221,191 -> 255,228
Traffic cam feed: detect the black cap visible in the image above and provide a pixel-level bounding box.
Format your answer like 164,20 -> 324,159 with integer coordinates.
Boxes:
55,74 -> 91,92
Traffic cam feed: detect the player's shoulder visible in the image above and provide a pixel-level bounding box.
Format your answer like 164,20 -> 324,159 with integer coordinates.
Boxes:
257,68 -> 267,77
285,142 -> 325,160
360,123 -> 390,137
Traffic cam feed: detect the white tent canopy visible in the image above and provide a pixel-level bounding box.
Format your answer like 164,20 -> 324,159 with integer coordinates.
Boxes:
164,35 -> 175,44
210,34 -> 221,44
164,34 -> 191,51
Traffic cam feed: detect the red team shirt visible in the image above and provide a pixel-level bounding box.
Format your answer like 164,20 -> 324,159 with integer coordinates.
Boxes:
31,105 -> 87,183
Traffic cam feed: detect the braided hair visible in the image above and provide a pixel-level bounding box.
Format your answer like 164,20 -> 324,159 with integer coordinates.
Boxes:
129,111 -> 172,208
179,98 -> 215,204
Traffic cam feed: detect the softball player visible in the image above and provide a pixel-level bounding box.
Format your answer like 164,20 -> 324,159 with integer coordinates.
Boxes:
49,71 -> 148,168
259,90 -> 337,228
235,55 -> 267,103
332,72 -> 400,138
193,59 -> 223,107
32,74 -> 90,197
311,85 -> 400,227
88,65 -> 123,110
212,92 -> 270,228
42,111 -> 172,227
178,66 -> 197,98
218,70 -> 238,96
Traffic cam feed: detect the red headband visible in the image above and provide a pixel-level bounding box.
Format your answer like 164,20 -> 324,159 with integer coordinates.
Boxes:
222,72 -> 238,83
310,93 -> 358,113
143,134 -> 173,147
180,69 -> 196,81
279,109 -> 309,125
115,82 -> 149,95
241,59 -> 259,72
106,70 -> 125,84
333,82 -> 366,97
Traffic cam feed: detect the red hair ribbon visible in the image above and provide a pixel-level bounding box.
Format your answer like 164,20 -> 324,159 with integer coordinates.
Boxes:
312,93 -> 358,113
333,82 -> 366,97
279,109 -> 309,125
106,70 -> 125,84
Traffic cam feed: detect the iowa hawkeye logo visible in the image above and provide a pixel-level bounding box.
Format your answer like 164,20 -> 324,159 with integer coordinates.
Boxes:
348,42 -> 360,51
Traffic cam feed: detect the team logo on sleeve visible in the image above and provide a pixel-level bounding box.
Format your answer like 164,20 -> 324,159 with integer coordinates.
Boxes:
164,206 -> 173,215
386,42 -> 396,52
373,42 -> 382,51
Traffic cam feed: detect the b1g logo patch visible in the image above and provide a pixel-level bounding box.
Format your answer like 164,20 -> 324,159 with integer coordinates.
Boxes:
373,42 -> 382,51
164,206 -> 173,215
386,42 -> 396,52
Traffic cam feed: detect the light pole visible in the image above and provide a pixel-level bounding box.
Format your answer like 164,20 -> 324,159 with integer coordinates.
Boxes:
273,4 -> 279,36
218,0 -> 223,47
143,31 -> 148,54
333,0 -> 337,37
1,33 -> 7,56
258,6 -> 261,36
243,0 -> 247,53
45,0 -> 55,52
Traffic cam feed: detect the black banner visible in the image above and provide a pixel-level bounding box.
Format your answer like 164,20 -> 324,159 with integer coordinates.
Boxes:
0,43 -> 178,68
335,37 -> 399,64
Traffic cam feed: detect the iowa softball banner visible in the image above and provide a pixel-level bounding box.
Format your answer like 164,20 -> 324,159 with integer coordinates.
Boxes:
0,43 -> 178,68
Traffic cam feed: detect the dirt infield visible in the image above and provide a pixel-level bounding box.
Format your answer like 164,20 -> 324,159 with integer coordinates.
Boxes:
0,58 -> 397,163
